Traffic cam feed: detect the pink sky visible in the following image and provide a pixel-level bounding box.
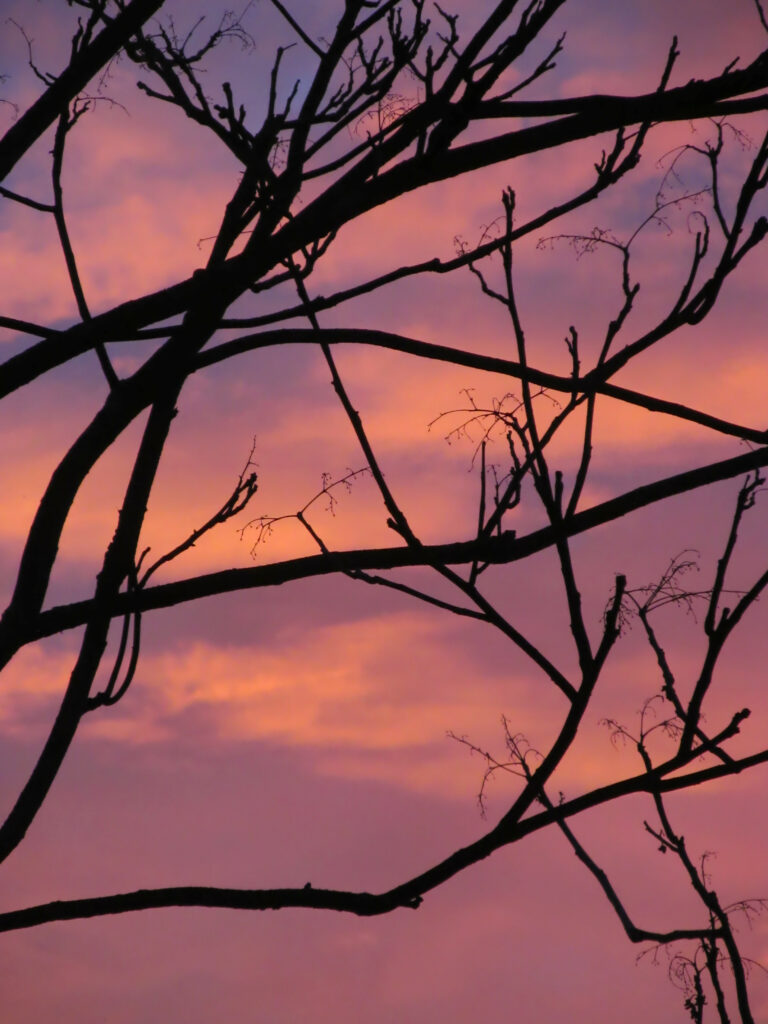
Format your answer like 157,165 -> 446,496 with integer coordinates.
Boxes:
2,1 -> 768,1021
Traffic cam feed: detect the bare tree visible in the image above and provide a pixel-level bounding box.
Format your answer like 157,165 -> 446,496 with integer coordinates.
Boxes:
2,1 -> 768,1018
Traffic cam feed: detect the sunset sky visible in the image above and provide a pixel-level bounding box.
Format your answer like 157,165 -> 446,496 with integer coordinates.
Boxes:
2,1 -> 768,1021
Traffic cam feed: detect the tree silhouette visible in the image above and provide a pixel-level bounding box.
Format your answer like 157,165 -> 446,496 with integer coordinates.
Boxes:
2,2 -> 768,1019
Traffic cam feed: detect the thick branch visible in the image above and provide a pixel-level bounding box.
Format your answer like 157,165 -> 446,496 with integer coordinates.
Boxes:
198,330 -> 768,446
2,736 -> 765,935
0,0 -> 164,181
29,444 -> 768,642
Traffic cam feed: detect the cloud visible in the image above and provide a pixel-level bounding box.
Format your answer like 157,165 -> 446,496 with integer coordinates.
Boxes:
1,69 -> 237,325
0,605 -> 580,799
11,589 -> 753,808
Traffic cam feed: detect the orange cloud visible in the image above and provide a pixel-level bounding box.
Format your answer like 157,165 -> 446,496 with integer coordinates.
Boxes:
0,607 -> 583,799
1,74 -> 237,325
7,599 -> 734,806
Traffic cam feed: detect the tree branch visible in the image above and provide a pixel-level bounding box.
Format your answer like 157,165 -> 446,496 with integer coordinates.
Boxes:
0,0 -> 164,181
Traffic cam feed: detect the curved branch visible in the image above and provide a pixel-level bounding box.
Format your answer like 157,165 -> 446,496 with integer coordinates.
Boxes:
28,443 -> 768,642
197,328 -> 768,445
0,0 -> 164,181
2,736 -> 764,935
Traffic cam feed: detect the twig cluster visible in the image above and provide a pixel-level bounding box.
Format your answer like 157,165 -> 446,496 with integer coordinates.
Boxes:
2,3 -> 768,1019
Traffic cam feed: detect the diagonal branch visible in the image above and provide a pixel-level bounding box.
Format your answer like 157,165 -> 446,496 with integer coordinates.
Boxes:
0,0 -> 164,181
197,329 -> 768,446
27,443 -> 768,644
2,725 -> 764,935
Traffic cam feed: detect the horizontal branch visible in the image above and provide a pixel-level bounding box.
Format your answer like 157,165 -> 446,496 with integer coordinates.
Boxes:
0,185 -> 54,212
3,738 -> 765,935
6,58 -> 768,398
30,443 -> 768,642
0,316 -> 60,339
0,884 -> 402,933
477,66 -> 768,121
283,57 -> 768,245
198,328 -> 768,445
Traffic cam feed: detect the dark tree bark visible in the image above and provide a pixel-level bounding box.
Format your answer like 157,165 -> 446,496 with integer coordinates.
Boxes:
2,2 -> 768,1019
